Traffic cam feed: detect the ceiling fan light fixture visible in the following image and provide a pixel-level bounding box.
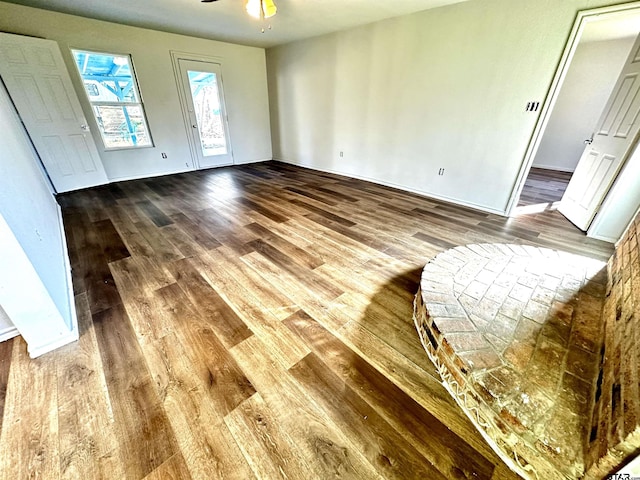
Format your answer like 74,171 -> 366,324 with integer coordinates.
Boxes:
245,0 -> 261,18
262,0 -> 277,18
245,0 -> 277,19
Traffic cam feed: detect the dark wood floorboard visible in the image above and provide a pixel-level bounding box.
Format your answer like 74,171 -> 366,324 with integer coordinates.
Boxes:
0,161 -> 614,480
517,167 -> 572,207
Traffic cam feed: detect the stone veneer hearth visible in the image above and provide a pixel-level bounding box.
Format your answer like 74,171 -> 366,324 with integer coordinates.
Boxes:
413,210 -> 640,479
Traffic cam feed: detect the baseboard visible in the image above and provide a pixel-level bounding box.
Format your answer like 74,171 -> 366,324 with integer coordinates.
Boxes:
102,158 -> 272,184
107,166 -> 194,184
589,232 -> 619,244
531,164 -> 575,173
0,326 -> 19,343
272,157 -> 506,216
233,157 -> 272,166
27,328 -> 78,358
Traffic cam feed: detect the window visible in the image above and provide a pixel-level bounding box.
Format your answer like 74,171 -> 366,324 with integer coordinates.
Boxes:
71,50 -> 153,150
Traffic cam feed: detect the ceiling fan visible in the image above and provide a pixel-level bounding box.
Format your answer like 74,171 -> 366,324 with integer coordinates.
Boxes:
200,0 -> 277,19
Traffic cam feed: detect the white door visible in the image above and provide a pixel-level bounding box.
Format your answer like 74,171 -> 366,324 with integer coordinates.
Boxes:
559,33 -> 640,231
177,59 -> 233,169
0,33 -> 108,193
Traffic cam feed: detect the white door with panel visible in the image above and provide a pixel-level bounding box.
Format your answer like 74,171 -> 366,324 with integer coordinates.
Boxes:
177,59 -> 233,169
559,33 -> 640,231
0,33 -> 108,193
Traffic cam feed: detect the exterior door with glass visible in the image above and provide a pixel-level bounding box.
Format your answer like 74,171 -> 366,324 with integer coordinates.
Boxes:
177,59 -> 233,169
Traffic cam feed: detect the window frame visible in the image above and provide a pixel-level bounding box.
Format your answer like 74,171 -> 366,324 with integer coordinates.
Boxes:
70,48 -> 154,151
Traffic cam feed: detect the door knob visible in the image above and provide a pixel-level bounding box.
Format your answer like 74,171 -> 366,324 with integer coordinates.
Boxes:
192,124 -> 197,129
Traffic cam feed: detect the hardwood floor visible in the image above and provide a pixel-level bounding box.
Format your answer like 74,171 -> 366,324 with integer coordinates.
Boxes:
0,162 -> 613,479
517,167 -> 572,206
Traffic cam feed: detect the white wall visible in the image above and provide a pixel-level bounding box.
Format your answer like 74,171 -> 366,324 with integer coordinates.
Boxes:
0,81 -> 76,355
266,0 -> 626,214
0,1 -> 272,182
533,37 -> 636,172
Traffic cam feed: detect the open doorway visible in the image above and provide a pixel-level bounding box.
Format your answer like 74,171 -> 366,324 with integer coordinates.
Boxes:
517,168 -> 572,207
510,4 -> 640,234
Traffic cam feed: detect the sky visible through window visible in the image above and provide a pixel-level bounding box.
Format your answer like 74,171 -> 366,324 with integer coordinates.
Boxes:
71,50 -> 152,149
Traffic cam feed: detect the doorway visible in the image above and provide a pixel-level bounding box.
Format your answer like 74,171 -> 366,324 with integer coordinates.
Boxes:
509,3 -> 640,233
517,168 -> 572,207
172,53 -> 234,169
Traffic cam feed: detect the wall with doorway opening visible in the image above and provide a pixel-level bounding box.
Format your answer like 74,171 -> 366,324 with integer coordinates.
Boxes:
266,0 -> 629,214
0,1 -> 272,183
532,36 -> 636,172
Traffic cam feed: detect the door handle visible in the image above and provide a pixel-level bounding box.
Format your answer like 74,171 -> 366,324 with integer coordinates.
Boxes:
192,124 -> 197,129
584,137 -> 593,145
80,124 -> 90,131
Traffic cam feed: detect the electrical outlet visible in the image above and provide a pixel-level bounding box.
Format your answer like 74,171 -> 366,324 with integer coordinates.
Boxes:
161,152 -> 168,159
339,151 -> 344,158
525,101 -> 540,112
438,168 -> 445,176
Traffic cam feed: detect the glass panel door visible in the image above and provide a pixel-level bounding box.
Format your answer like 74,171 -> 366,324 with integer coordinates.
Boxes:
178,59 -> 233,168
187,70 -> 227,156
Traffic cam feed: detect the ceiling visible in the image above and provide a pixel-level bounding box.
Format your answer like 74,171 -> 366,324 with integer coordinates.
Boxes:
1,0 -> 469,48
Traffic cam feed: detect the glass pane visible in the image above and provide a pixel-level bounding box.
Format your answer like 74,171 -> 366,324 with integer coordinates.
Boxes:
71,50 -> 154,150
71,51 -> 139,103
92,105 -> 152,149
187,70 -> 227,156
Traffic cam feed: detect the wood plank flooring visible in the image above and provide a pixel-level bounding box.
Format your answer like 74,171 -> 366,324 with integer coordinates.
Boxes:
518,167 -> 572,206
0,161 -> 613,480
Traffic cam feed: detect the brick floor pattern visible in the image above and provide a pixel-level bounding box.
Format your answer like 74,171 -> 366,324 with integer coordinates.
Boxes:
414,243 -> 609,479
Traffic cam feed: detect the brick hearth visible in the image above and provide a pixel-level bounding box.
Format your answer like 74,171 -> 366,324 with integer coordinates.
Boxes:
413,211 -> 640,479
